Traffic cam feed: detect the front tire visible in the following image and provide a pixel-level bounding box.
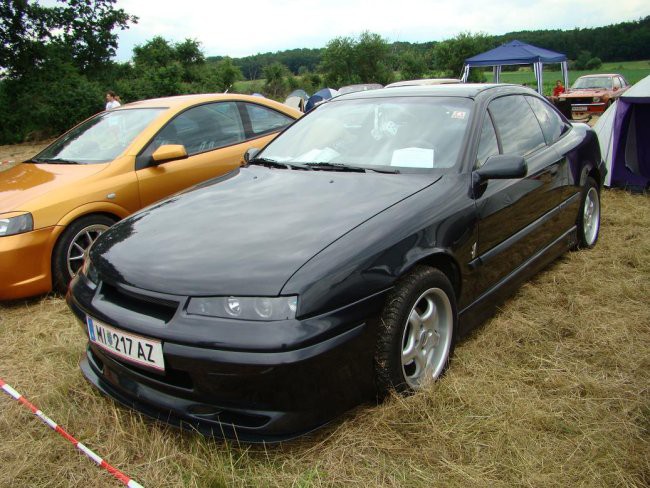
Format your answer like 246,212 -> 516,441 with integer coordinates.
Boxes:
576,177 -> 600,248
375,266 -> 457,396
52,215 -> 115,294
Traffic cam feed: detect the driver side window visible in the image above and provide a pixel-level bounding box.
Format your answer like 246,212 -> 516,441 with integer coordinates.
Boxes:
137,102 -> 245,167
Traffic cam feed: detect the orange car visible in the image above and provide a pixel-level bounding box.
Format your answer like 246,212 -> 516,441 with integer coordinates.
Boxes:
0,94 -> 300,300
557,73 -> 630,118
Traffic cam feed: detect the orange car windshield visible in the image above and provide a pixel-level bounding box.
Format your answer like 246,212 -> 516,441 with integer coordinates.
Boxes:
32,108 -> 166,165
571,77 -> 613,90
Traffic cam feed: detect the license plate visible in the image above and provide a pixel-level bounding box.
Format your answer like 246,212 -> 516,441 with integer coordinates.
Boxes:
572,106 -> 587,111
86,316 -> 165,371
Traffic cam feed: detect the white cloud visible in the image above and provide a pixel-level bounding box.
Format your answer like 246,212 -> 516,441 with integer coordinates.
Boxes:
114,0 -> 649,60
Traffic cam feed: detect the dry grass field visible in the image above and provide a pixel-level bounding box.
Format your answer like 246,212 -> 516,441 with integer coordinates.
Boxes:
0,147 -> 649,487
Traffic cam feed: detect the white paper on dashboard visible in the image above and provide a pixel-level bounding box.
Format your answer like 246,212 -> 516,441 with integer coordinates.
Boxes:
390,147 -> 435,168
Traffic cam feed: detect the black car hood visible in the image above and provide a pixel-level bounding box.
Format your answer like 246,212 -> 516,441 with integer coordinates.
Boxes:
92,166 -> 440,296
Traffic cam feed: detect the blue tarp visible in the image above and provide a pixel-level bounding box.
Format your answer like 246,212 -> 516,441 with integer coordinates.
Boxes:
464,40 -> 567,67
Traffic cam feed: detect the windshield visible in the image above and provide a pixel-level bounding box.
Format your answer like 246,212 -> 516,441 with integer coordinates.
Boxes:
260,96 -> 473,171
33,108 -> 166,164
572,77 -> 613,90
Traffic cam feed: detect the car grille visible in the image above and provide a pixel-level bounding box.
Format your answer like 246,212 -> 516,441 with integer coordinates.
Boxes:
568,97 -> 595,105
99,282 -> 180,323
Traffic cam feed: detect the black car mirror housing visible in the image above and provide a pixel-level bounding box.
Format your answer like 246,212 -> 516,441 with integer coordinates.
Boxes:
471,155 -> 528,198
476,154 -> 528,180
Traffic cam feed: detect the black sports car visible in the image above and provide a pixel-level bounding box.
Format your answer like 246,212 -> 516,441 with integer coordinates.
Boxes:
67,84 -> 604,441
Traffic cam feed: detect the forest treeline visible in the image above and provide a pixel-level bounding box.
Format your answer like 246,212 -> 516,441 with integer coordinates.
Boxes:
0,0 -> 648,144
218,16 -> 650,80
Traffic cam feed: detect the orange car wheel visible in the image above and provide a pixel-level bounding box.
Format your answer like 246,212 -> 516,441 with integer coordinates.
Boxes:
52,214 -> 117,294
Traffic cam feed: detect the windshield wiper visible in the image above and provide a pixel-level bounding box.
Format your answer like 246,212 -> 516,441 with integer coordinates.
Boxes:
31,157 -> 79,164
248,157 -> 311,170
304,162 -> 400,174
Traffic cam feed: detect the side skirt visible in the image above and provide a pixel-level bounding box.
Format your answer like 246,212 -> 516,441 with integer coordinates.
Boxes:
458,226 -> 577,337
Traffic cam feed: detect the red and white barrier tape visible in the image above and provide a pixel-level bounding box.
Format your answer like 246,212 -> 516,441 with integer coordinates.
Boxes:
0,377 -> 144,488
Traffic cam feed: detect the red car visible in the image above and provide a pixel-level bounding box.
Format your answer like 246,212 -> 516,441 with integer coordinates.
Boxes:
558,74 -> 630,118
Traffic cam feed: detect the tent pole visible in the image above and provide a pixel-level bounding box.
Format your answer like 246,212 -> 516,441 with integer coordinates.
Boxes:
461,64 -> 470,83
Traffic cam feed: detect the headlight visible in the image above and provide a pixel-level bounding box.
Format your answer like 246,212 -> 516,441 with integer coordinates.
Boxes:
81,256 -> 99,285
187,296 -> 298,321
593,97 -> 601,102
0,213 -> 33,237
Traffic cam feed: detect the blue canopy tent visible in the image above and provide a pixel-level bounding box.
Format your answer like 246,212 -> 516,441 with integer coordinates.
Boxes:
461,40 -> 568,95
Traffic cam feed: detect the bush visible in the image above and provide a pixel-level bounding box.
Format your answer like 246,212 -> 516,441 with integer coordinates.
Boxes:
586,57 -> 603,70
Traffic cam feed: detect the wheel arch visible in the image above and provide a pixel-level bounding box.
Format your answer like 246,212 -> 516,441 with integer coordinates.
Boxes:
56,202 -> 130,227
49,206 -> 125,293
403,251 -> 462,300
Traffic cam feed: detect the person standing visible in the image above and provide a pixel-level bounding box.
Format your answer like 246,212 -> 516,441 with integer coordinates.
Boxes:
105,91 -> 121,110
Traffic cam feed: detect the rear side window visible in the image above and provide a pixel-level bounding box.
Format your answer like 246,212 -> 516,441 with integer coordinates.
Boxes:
243,103 -> 294,137
489,95 -> 546,156
525,96 -> 566,145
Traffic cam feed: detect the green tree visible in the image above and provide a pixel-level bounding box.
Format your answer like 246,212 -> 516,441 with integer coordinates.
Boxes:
433,32 -> 493,79
320,36 -> 357,86
321,32 -> 393,86
0,0 -> 137,78
399,50 -> 428,80
586,57 -> 602,70
214,57 -> 242,92
574,50 -> 592,70
355,31 -> 393,84
263,62 -> 290,98
132,36 -> 177,68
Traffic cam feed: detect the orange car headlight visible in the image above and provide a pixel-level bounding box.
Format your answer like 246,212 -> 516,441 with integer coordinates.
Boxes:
0,213 -> 33,237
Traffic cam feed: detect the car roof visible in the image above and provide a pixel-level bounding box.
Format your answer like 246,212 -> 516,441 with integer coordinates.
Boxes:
385,78 -> 461,88
334,83 -> 523,100
115,93 -> 287,111
576,74 -> 621,79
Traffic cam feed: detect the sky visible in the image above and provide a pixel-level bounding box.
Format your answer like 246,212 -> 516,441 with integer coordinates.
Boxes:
109,0 -> 649,60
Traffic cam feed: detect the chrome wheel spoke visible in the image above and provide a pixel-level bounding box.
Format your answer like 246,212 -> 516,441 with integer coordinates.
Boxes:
66,224 -> 110,278
401,286 -> 454,389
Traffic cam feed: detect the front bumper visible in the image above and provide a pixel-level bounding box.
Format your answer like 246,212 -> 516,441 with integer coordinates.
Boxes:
568,101 -> 607,116
0,226 -> 60,300
67,276 -> 387,441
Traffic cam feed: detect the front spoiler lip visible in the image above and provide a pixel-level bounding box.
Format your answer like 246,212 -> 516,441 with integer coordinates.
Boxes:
79,350 -> 323,443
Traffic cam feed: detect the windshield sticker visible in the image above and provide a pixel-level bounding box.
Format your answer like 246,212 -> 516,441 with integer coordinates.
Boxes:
451,111 -> 467,120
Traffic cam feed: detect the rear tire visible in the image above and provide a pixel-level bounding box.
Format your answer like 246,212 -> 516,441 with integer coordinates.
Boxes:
375,266 -> 457,396
576,177 -> 600,249
52,215 -> 115,294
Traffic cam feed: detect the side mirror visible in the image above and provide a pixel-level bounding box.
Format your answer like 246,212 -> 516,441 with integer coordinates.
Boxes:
244,147 -> 260,164
472,155 -> 527,197
151,144 -> 188,165
475,154 -> 527,181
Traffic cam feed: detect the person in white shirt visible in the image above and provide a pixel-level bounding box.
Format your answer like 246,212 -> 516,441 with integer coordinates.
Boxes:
105,91 -> 121,110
